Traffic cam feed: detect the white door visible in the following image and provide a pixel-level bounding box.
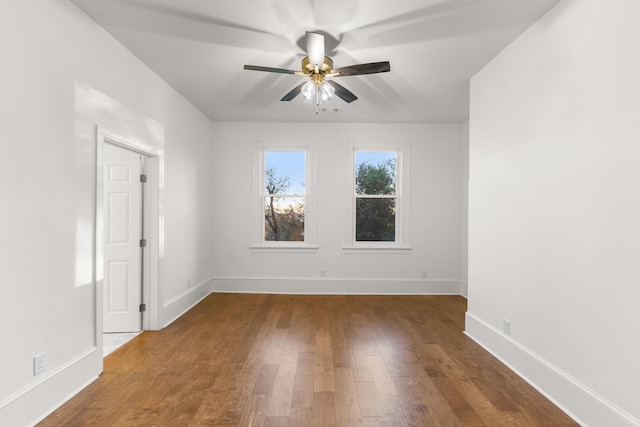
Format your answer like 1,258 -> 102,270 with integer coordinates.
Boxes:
103,143 -> 146,333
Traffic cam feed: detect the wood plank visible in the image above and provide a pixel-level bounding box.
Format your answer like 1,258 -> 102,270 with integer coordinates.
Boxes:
420,342 -> 522,426
332,345 -> 350,368
375,339 -> 411,378
316,327 -> 332,349
354,381 -> 384,418
362,418 -> 388,427
334,367 -> 363,427
239,393 -> 270,427
296,351 -> 315,376
314,345 -> 335,392
276,304 -> 294,329
266,338 -> 299,416
264,416 -> 290,427
292,374 -> 315,409
431,376 -> 486,426
365,355 -> 398,396
392,374 -> 461,426
252,364 -> 279,394
289,407 -> 314,427
313,392 -> 337,427
379,394 -> 412,426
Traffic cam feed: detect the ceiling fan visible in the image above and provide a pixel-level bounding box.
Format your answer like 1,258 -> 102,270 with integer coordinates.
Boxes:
244,31 -> 390,111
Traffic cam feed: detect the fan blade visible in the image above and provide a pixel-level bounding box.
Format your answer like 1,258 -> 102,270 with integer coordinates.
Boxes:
334,61 -> 391,76
326,80 -> 358,103
280,82 -> 307,101
306,31 -> 325,67
244,65 -> 298,75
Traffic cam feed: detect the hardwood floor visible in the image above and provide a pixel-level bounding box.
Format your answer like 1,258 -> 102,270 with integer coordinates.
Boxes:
39,294 -> 577,426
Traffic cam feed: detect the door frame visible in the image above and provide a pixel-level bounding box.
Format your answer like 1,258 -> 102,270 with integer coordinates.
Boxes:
94,126 -> 163,358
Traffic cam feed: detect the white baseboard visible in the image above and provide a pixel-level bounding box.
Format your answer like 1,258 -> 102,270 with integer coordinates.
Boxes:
465,312 -> 639,427
0,347 -> 101,427
161,277 -> 213,328
210,276 -> 462,295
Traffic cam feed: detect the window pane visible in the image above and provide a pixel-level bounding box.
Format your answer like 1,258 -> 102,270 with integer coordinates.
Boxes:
264,197 -> 305,241
265,151 -> 305,195
355,151 -> 396,195
355,198 -> 396,241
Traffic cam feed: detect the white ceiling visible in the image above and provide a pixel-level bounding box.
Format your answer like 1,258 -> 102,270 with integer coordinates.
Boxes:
71,0 -> 560,123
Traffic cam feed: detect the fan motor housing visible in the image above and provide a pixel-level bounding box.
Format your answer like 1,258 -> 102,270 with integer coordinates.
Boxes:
302,56 -> 333,75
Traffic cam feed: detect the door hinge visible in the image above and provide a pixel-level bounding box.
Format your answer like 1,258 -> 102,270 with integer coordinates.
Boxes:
140,174 -> 147,183
139,303 -> 146,312
140,239 -> 147,247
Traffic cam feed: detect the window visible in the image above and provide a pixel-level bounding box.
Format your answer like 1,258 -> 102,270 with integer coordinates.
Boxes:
263,150 -> 305,241
346,141 -> 410,251
355,151 -> 397,241
251,139 -> 317,251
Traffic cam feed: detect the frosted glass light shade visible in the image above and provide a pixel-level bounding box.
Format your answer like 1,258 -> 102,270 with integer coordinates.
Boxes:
318,81 -> 335,102
301,80 -> 316,102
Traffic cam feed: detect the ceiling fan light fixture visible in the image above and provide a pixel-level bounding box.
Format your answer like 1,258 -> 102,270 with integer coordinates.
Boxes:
244,31 -> 390,108
318,81 -> 335,102
301,80 -> 317,102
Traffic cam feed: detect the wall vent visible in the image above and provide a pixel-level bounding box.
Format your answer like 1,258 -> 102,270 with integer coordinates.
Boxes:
320,107 -> 341,113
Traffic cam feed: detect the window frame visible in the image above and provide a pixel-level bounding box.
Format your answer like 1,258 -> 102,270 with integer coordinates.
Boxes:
344,140 -> 411,253
251,138 -> 317,252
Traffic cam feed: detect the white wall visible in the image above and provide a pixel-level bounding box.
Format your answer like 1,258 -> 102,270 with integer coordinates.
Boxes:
210,122 -> 465,294
467,0 -> 640,425
0,1 -> 212,425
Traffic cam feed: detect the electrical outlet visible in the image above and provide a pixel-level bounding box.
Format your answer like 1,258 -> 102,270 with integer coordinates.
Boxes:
320,268 -> 326,277
187,279 -> 192,288
503,319 -> 511,336
34,352 -> 46,376
421,269 -> 428,278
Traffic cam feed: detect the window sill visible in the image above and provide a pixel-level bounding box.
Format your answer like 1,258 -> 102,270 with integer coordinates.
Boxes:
342,245 -> 412,254
250,245 -> 319,254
